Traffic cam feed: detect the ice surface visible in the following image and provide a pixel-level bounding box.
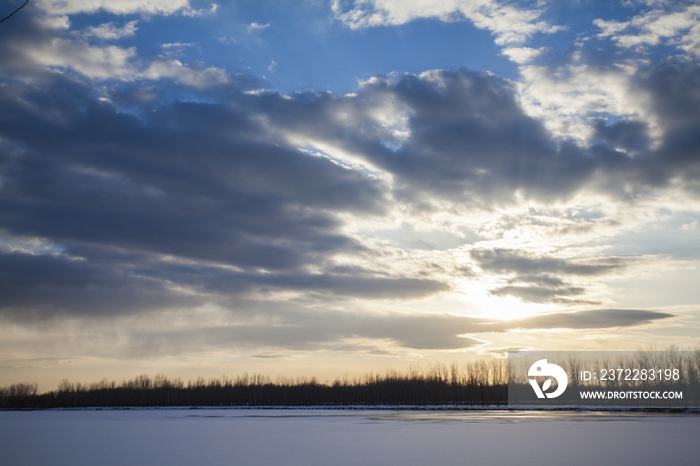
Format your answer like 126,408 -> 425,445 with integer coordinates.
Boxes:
1,409 -> 698,465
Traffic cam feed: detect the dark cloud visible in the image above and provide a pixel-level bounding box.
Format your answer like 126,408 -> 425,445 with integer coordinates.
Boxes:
255,64 -> 700,205
635,61 -> 700,193
0,251 -> 201,319
257,69 -> 601,205
3,306 -> 673,358
0,74 -> 389,276
469,248 -> 640,304
470,248 -> 632,276
144,260 -> 450,301
117,308 -> 674,356
592,119 -> 650,153
508,274 -> 566,287
498,309 -> 675,331
0,249 -> 449,321
0,60 -> 680,319
0,4 -> 53,78
1,9 -> 698,331
376,72 -> 597,202
538,51 -> 700,197
489,284 -> 589,303
640,61 -> 700,132
0,67 -> 449,317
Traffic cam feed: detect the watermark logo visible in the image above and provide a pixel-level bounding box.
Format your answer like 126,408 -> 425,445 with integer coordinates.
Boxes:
510,351 -> 695,407
528,359 -> 568,399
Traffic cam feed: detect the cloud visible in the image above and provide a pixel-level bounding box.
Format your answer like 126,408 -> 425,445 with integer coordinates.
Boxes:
6,28 -> 226,86
7,7 -> 699,208
160,42 -> 195,49
331,0 -> 564,45
217,64 -> 700,207
517,62 -> 652,143
0,11 -> 229,85
0,75 -> 391,275
36,0 -> 194,16
493,308 -> 675,331
24,39 -> 138,79
511,49 -> 700,197
0,248 -> 448,321
83,21 -> 139,40
196,270 -> 450,300
592,119 -> 651,153
144,59 -> 230,88
500,46 -> 546,64
469,248 -> 642,304
594,4 -> 700,57
75,308 -> 676,357
638,60 -> 700,131
0,11 -> 139,79
0,69 -> 462,320
247,22 -> 270,32
0,251 -> 201,319
13,306 -> 668,361
488,285 -> 598,306
514,3 -> 699,154
631,60 -> 700,192
182,3 -> 218,18
0,1 -> 697,355
101,312 -> 483,356
470,248 -> 634,277
4,64 -> 666,321
284,69 -> 599,205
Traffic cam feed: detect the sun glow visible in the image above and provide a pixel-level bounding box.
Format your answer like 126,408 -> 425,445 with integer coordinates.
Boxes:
453,279 -> 558,321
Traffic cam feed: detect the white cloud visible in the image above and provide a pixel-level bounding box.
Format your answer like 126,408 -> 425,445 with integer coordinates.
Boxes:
37,0 -> 193,16
331,0 -> 564,46
37,14 -> 71,30
247,22 -> 270,32
182,3 -> 219,17
13,32 -> 227,86
217,36 -> 237,44
83,21 -> 139,40
595,5 -> 700,56
501,46 -> 546,64
516,62 -> 658,143
510,4 -> 700,147
268,60 -> 277,72
678,21 -> 700,57
4,5 -> 225,86
23,39 -> 138,79
161,43 -> 196,49
144,59 -> 230,88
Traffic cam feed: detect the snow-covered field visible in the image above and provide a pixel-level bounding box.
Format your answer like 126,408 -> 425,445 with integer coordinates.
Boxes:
1,409 -> 698,465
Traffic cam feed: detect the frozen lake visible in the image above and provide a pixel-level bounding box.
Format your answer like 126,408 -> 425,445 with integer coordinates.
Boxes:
1,409 -> 698,465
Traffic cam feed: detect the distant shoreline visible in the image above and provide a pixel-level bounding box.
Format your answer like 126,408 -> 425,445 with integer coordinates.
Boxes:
3,405 -> 699,413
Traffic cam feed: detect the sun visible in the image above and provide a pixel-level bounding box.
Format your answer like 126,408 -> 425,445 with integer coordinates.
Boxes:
453,280 -> 558,321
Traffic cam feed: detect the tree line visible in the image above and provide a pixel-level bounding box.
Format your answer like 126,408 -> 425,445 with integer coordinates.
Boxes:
6,347 -> 696,409
509,346 -> 700,390
0,360 -> 508,409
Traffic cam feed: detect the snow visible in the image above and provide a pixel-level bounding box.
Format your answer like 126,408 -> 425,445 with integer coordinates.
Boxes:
1,409 -> 698,465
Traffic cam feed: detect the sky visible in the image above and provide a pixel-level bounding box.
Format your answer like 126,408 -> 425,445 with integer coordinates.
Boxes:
0,0 -> 699,391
